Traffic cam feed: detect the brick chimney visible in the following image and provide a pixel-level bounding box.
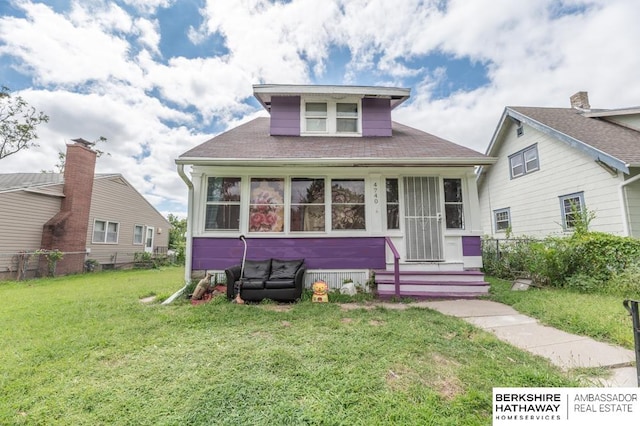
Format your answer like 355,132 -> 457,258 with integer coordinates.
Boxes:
40,139 -> 97,276
570,91 -> 590,110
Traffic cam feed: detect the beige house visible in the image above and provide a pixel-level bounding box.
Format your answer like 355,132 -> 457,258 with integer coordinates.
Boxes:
0,140 -> 170,279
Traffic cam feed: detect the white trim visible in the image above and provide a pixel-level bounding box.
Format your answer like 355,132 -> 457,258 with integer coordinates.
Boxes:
300,97 -> 362,136
92,219 -> 120,244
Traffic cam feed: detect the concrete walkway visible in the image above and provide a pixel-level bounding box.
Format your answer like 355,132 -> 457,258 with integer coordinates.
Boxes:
413,299 -> 638,387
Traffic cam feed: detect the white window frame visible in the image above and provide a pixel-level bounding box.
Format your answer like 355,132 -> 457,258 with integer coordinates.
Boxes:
509,144 -> 539,178
93,220 -> 119,244
494,208 -> 511,232
559,192 -> 585,231
205,177 -> 242,231
300,97 -> 362,136
443,178 -> 464,230
133,224 -> 144,245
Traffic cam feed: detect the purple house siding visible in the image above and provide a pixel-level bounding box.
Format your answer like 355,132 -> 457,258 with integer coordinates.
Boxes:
461,236 -> 481,257
270,96 -> 300,136
192,236 -> 386,270
362,98 -> 392,137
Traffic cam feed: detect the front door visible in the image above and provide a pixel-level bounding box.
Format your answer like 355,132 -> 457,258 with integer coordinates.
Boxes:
144,227 -> 154,253
403,177 -> 443,261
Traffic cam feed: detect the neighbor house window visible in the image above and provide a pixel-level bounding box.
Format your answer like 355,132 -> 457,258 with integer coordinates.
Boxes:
133,225 -> 144,245
290,178 -> 325,232
205,177 -> 241,230
386,178 -> 399,230
559,192 -> 585,230
249,178 -> 285,232
509,144 -> 539,178
443,178 -> 464,229
494,208 -> 511,232
93,220 -> 119,243
331,179 -> 365,230
302,100 -> 360,135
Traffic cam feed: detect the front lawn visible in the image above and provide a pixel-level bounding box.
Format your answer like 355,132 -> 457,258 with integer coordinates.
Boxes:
486,276 -> 636,349
1,268 -> 581,425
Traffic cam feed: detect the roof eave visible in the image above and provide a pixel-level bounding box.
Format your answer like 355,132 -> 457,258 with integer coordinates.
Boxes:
506,108 -> 630,174
176,157 -> 496,167
253,84 -> 411,112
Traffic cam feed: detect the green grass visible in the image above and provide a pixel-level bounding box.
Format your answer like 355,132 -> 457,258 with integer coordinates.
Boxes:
1,268 -> 583,425
486,276 -> 636,349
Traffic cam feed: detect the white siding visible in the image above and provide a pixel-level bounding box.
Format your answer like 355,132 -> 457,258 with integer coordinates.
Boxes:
625,178 -> 640,237
479,121 -> 625,238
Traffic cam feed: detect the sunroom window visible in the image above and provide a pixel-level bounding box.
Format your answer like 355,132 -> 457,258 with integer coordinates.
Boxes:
386,178 -> 399,230
290,178 -> 325,232
331,179 -> 365,230
205,177 -> 241,230
249,178 -> 285,233
443,178 -> 464,229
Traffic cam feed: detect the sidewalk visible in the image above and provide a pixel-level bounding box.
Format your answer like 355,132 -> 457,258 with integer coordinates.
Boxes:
415,299 -> 638,387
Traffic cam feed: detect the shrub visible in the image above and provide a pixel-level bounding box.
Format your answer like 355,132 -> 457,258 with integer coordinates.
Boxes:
604,264 -> 640,297
562,273 -> 604,293
482,232 -> 640,292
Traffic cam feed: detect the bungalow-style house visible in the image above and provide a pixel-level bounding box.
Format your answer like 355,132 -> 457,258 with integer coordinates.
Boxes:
478,92 -> 640,238
0,140 -> 171,279
176,84 -> 496,298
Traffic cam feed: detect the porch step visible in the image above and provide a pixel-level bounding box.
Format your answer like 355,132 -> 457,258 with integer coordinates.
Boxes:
373,269 -> 489,299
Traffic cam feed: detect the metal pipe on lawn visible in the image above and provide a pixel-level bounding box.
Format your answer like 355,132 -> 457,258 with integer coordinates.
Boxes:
234,235 -> 247,304
162,164 -> 194,305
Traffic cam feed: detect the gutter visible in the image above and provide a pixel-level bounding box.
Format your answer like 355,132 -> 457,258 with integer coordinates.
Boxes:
162,163 -> 194,305
175,157 -> 497,167
619,173 -> 640,237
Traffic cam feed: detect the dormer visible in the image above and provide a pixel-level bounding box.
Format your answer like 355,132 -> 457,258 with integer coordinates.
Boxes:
253,84 -> 410,137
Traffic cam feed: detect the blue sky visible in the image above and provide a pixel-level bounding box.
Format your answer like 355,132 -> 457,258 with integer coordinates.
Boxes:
1,0 -> 639,218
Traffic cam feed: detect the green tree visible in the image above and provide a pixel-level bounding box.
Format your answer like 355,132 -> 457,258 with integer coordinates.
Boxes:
0,86 -> 49,160
168,214 -> 187,263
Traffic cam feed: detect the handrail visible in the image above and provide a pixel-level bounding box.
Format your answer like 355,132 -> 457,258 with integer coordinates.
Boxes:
384,237 -> 400,297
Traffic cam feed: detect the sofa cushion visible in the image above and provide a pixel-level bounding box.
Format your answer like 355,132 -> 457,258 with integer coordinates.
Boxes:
265,279 -> 296,289
269,258 -> 304,280
239,279 -> 266,289
242,259 -> 271,280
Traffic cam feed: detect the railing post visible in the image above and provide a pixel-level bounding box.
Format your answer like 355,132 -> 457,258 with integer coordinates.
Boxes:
623,299 -> 640,387
384,237 -> 401,298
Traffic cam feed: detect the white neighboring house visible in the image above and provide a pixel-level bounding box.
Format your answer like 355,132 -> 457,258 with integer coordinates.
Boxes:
477,92 -> 640,239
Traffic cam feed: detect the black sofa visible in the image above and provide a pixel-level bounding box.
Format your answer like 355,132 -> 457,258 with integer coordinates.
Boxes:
225,258 -> 306,302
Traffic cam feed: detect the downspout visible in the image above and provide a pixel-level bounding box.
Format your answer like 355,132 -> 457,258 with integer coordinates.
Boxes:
162,163 -> 194,305
618,173 -> 640,237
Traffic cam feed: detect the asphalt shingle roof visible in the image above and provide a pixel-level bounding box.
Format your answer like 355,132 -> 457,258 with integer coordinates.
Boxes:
179,117 -> 492,164
509,106 -> 640,167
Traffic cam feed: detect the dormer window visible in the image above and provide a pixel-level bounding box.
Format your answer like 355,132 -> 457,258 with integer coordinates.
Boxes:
305,102 -> 327,131
302,99 -> 361,136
